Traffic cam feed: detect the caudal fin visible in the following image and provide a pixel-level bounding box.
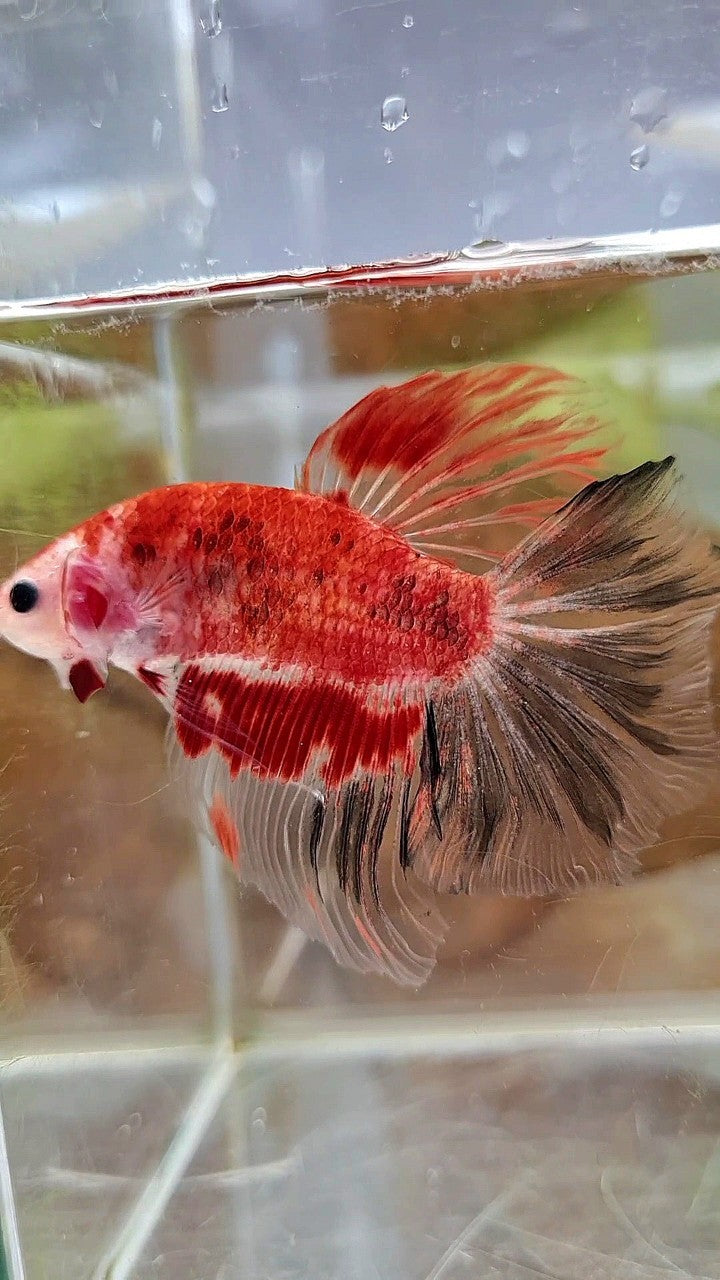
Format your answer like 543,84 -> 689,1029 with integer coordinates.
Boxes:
409,457 -> 720,898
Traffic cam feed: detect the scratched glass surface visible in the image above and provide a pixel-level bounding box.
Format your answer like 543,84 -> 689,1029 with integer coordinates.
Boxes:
0,259 -> 720,1278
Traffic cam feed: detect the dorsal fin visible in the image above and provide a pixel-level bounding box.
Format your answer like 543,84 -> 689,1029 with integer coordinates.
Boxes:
297,364 -> 609,572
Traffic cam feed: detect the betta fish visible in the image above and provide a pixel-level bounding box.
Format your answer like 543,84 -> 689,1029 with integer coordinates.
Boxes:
1,364 -> 718,985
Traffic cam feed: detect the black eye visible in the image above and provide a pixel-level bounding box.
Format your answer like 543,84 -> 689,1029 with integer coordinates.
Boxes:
9,580 -> 39,613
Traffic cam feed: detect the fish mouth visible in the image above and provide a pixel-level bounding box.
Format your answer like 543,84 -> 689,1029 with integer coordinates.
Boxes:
68,658 -> 106,703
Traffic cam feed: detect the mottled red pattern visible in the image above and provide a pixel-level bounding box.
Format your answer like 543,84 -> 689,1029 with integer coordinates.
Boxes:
79,484 -> 491,685
175,665 -> 423,786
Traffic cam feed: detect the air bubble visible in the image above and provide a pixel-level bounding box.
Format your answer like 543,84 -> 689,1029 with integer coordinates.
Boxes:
381,95 -> 408,132
402,13 -> 414,26
152,118 -> 162,149
450,335 -> 460,349
384,147 -> 393,163
660,185 -> 684,218
251,1107 -> 267,1133
89,101 -> 104,129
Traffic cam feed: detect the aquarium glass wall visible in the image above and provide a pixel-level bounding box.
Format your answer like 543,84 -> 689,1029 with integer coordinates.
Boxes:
2,3 -> 720,1279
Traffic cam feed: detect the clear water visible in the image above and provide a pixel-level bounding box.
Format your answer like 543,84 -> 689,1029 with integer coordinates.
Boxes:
3,250 -> 720,1278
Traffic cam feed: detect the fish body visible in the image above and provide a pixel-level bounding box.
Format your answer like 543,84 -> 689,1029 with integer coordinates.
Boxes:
79,482 -> 491,683
1,364 -> 718,984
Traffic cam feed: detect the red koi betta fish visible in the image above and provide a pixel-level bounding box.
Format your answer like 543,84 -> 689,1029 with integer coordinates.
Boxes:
1,365 -> 718,984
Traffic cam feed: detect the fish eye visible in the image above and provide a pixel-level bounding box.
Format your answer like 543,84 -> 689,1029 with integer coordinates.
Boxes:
9,580 -> 39,613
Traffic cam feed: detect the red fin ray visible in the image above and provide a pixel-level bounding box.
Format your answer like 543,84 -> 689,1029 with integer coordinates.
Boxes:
298,365 -> 609,572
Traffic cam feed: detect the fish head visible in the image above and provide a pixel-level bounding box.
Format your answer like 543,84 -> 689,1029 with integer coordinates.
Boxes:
0,530 -> 130,702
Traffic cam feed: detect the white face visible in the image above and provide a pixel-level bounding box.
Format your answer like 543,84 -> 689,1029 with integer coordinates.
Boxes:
0,534 -> 109,700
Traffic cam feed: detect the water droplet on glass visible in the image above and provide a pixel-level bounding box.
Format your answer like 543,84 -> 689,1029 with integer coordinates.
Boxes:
630,85 -> 667,134
550,163 -> 574,194
506,129 -> 529,159
547,6 -> 591,44
152,118 -> 162,149
193,177 -> 217,210
660,184 -> 684,218
402,13 -> 414,26
450,334 -> 460,349
180,181 -> 215,249
384,147 -> 393,163
230,144 -> 241,159
488,130 -> 530,167
89,100 -> 104,129
200,0 -> 222,37
211,81 -> 229,113
18,0 -> 39,19
569,122 -> 592,165
251,1107 -> 267,1133
381,95 -> 408,132
473,192 -> 513,237
629,143 -> 649,170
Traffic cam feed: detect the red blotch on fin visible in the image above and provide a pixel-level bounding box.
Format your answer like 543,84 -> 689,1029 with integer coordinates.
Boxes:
138,665 -> 166,697
303,365 -> 577,482
174,665 -> 422,787
209,793 -> 241,865
69,659 -> 105,703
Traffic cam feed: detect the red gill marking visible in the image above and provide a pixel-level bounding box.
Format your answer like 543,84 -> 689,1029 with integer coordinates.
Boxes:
69,659 -> 105,703
209,793 -> 241,866
174,666 -> 422,787
66,580 -> 109,631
